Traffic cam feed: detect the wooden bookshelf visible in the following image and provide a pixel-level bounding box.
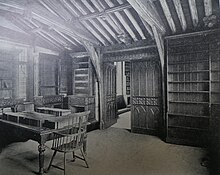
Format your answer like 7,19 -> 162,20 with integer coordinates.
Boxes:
166,31 -> 220,146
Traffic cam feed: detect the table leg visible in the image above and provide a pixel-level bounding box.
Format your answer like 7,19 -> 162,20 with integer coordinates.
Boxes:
38,144 -> 46,175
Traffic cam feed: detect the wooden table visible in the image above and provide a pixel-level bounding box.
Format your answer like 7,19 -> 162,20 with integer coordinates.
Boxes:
36,107 -> 71,116
0,111 -> 87,175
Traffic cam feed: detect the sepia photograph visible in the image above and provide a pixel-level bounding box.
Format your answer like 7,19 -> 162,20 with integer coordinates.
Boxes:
0,0 -> 219,174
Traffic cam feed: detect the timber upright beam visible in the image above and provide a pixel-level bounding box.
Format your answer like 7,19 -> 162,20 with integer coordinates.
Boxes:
26,39 -> 35,102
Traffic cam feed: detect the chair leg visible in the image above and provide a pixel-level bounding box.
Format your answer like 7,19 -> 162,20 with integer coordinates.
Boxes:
72,151 -> 76,162
80,148 -> 89,168
46,150 -> 57,173
64,153 -> 66,175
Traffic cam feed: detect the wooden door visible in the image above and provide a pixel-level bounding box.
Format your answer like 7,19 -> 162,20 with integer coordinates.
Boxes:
131,60 -> 162,136
103,62 -> 117,128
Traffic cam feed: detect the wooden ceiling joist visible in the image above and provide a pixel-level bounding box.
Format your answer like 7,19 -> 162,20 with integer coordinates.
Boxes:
60,0 -> 80,17
173,0 -> 187,31
42,0 -> 71,21
127,0 -> 166,34
204,0 -> 212,17
105,0 -> 138,41
37,31 -> 63,50
81,0 -> 120,43
89,19 -> 114,45
70,0 -> 114,45
78,2 -> 132,21
5,14 -> 31,35
140,17 -> 153,38
0,1 -> 100,46
93,0 -> 124,36
37,0 -> 60,18
96,18 -> 120,43
80,21 -> 108,45
41,30 -> 67,47
81,0 -> 95,13
52,28 -> 78,46
70,0 -> 87,15
188,0 -> 199,27
79,4 -> 115,45
159,0 -> 176,33
62,0 -> 109,45
117,0 -> 146,40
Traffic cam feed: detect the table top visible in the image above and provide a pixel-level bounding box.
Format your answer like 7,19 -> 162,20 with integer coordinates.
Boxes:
36,107 -> 71,113
3,111 -> 71,122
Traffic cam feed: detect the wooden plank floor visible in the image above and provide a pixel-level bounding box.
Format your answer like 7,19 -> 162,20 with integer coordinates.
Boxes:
0,127 -> 208,175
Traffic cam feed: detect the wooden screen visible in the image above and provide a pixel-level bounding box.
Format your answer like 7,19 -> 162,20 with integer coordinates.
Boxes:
166,30 -> 220,146
39,53 -> 58,96
103,62 -> 117,128
131,60 -> 161,135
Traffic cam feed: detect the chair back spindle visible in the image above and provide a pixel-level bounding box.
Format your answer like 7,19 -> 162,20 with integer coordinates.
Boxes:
51,111 -> 90,152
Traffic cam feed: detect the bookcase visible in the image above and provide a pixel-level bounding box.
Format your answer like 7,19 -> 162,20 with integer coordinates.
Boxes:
125,61 -> 131,95
166,30 -> 220,146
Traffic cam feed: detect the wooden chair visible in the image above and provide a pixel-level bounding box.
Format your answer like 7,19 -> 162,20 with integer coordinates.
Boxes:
46,111 -> 90,175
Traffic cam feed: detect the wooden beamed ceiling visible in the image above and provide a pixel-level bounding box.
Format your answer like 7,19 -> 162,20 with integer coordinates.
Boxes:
0,0 -> 219,53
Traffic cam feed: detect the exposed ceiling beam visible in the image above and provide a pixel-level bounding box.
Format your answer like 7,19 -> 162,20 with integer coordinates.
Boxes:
70,0 -> 87,15
60,0 -> 79,17
37,31 -> 63,50
73,1 -> 114,45
11,14 -> 66,49
140,17 -> 154,38
117,0 -> 146,40
0,1 -> 100,46
140,17 -> 154,39
159,0 -> 176,33
104,45 -> 157,54
0,25 -> 31,46
80,21 -> 108,45
37,0 -> 59,18
70,0 -> 113,45
82,0 -> 120,43
81,0 -> 95,13
77,2 -> 132,21
188,0 -> 199,27
127,0 -> 166,34
89,20 -> 114,45
52,28 -> 78,46
127,0 -> 165,68
105,0 -> 138,41
70,52 -> 89,58
61,0 -> 108,45
38,0 -> 69,21
204,0 -> 212,17
173,0 -> 187,31
97,1 -> 125,36
41,30 -> 69,48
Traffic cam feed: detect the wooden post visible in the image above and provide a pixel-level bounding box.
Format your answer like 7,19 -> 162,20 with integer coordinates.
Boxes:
26,40 -> 35,102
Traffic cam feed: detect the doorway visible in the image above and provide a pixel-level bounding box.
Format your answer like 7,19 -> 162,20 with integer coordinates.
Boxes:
103,59 -> 162,137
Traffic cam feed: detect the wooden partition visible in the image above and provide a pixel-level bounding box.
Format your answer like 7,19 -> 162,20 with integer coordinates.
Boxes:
166,30 -> 220,146
131,60 -> 162,136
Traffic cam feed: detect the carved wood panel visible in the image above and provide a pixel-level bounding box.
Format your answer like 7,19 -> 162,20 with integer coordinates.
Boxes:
103,63 -> 117,128
131,60 -> 162,135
